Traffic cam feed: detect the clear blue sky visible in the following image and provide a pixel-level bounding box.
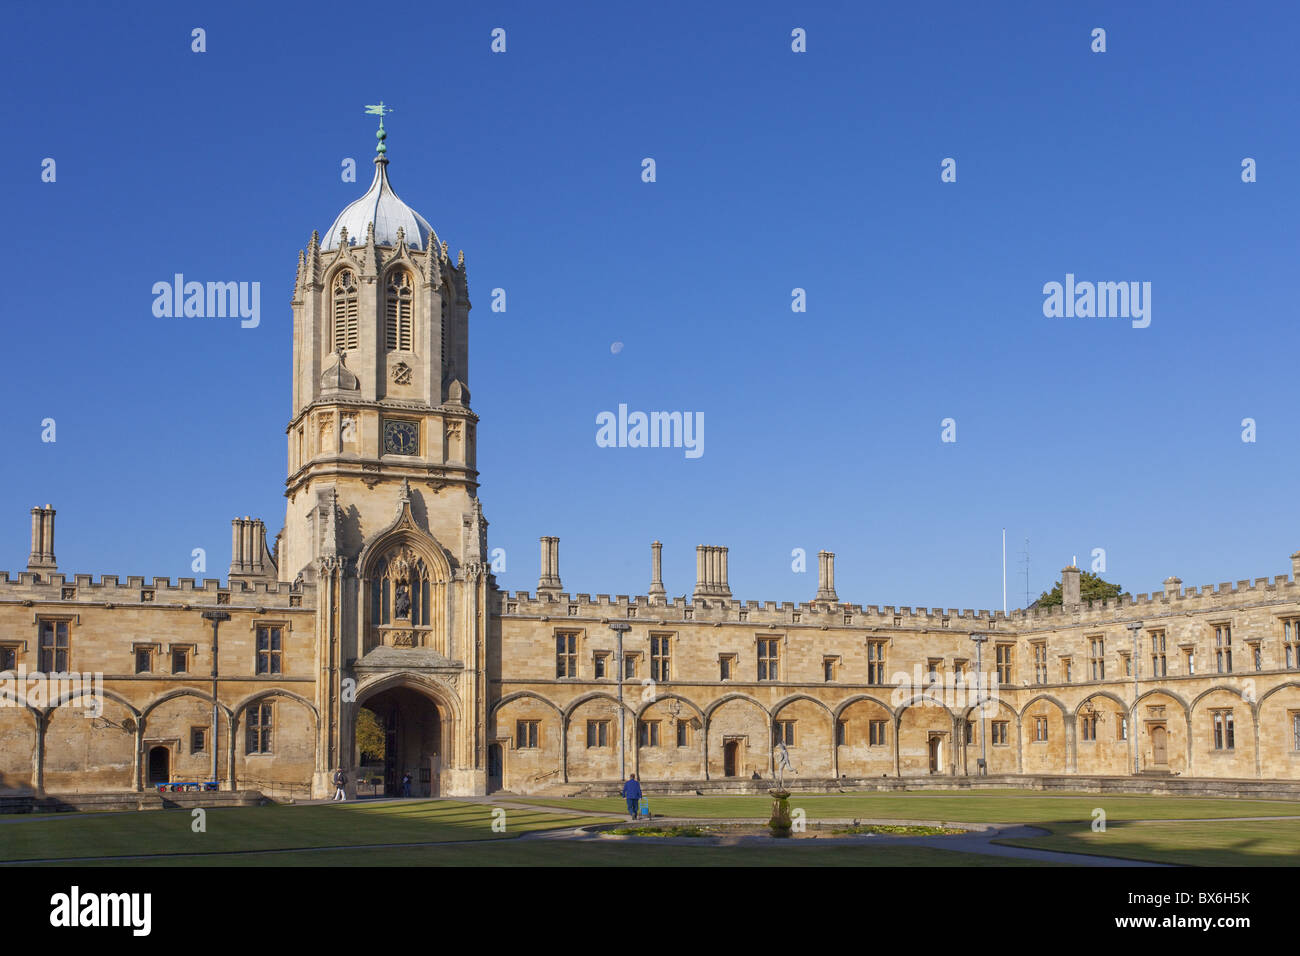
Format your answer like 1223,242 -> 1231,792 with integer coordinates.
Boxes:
2,1 -> 1297,612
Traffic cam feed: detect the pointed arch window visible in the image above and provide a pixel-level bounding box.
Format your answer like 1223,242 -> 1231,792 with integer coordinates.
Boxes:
385,270 -> 414,351
332,270 -> 359,352
370,548 -> 434,627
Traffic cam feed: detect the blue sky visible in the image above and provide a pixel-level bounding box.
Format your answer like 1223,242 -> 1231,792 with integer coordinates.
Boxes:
1,1 -> 1297,611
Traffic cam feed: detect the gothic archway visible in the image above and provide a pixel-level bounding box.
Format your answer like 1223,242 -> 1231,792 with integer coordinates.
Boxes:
354,680 -> 452,797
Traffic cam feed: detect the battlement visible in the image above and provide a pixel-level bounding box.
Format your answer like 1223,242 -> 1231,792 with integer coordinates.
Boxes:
0,569 -> 312,608
494,589 -> 1009,628
1011,570 -> 1297,629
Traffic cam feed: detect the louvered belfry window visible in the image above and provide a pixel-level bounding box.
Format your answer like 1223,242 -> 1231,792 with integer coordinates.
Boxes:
385,270 -> 414,351
332,270 -> 359,351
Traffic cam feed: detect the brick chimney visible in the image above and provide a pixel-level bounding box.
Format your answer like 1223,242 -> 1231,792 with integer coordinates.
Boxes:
1061,563 -> 1081,606
693,545 -> 731,599
815,550 -> 838,602
537,536 -> 562,596
27,505 -> 56,573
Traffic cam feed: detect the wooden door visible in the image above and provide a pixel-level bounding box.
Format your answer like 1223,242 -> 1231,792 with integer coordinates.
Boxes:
1151,725 -> 1168,766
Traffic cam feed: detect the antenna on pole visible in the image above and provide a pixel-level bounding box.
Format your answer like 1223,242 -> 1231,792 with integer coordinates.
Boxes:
1001,528 -> 1007,615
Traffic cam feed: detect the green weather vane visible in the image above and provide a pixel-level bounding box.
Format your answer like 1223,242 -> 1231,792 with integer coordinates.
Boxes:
365,102 -> 392,155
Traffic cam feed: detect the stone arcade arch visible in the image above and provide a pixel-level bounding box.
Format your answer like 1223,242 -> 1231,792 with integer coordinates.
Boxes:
895,695 -> 957,776
833,695 -> 895,778
489,691 -> 564,793
1073,691 -> 1133,776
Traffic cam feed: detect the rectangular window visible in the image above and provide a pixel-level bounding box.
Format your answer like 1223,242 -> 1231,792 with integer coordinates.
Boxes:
926,659 -> 942,684
676,721 -> 691,748
1286,620 -> 1300,670
719,655 -> 735,681
585,720 -> 609,748
171,648 -> 189,674
0,645 -> 16,671
1252,644 -> 1262,673
246,702 -> 273,754
995,644 -> 1013,684
38,620 -> 70,672
191,727 -> 207,753
757,638 -> 780,682
1293,712 -> 1300,752
256,626 -> 282,675
1185,649 -> 1195,674
1118,717 -> 1128,741
1121,653 -> 1132,677
1215,625 -> 1233,674
991,721 -> 1008,746
1032,642 -> 1047,684
1062,658 -> 1073,683
593,652 -> 608,680
1089,637 -> 1105,680
869,720 -> 887,746
836,719 -> 848,746
638,720 -> 661,748
964,721 -> 973,745
555,632 -> 578,678
1150,630 -> 1167,677
774,720 -> 796,747
1212,710 -> 1235,750
1034,717 -> 1048,742
516,720 -> 539,749
135,648 -> 153,674
867,641 -> 887,684
824,658 -> 839,682
650,634 -> 671,682
1081,716 -> 1097,741
623,653 -> 639,679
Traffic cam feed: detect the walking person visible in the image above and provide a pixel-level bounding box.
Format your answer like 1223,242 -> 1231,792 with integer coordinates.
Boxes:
620,773 -> 642,821
332,767 -> 347,801
401,772 -> 412,798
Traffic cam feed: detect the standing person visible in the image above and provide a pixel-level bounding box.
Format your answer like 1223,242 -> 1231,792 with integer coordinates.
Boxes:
332,767 -> 347,801
401,772 -> 412,798
620,773 -> 642,821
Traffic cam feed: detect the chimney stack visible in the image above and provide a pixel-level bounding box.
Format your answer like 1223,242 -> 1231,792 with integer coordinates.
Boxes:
815,550 -> 838,602
27,505 -> 56,574
693,545 -> 731,599
648,541 -> 666,600
1291,550 -> 1300,580
230,517 -> 277,584
1061,563 -> 1081,606
538,536 -> 562,596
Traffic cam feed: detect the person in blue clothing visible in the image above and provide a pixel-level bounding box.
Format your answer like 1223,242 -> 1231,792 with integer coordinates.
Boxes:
620,773 -> 643,821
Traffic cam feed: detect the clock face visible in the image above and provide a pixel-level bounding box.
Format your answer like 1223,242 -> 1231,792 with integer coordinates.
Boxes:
383,420 -> 419,456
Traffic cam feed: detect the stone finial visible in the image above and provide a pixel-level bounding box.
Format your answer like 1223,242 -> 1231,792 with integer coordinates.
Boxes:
815,550 -> 838,602
1291,550 -> 1300,579
1163,576 -> 1183,599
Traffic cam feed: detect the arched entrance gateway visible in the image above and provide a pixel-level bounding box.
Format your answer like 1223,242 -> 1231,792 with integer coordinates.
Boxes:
353,679 -> 453,798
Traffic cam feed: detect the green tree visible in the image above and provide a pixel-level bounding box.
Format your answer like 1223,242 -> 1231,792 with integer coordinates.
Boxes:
1035,570 -> 1128,608
356,707 -> 386,763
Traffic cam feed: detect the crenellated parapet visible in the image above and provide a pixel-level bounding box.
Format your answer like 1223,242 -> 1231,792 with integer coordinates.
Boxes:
0,570 -> 313,609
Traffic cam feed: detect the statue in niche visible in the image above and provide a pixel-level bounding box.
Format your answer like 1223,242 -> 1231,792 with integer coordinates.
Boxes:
394,583 -> 411,619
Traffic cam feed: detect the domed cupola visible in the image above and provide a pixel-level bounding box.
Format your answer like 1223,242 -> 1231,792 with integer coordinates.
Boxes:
321,111 -> 435,251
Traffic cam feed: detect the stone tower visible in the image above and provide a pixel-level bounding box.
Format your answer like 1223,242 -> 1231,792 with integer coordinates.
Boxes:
281,117 -> 489,797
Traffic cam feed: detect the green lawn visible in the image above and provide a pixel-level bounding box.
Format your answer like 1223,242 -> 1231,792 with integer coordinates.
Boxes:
37,840 -> 1049,867
996,819 -> 1300,867
4,790 -> 1297,866
0,800 -> 608,864
506,790 -> 1300,825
